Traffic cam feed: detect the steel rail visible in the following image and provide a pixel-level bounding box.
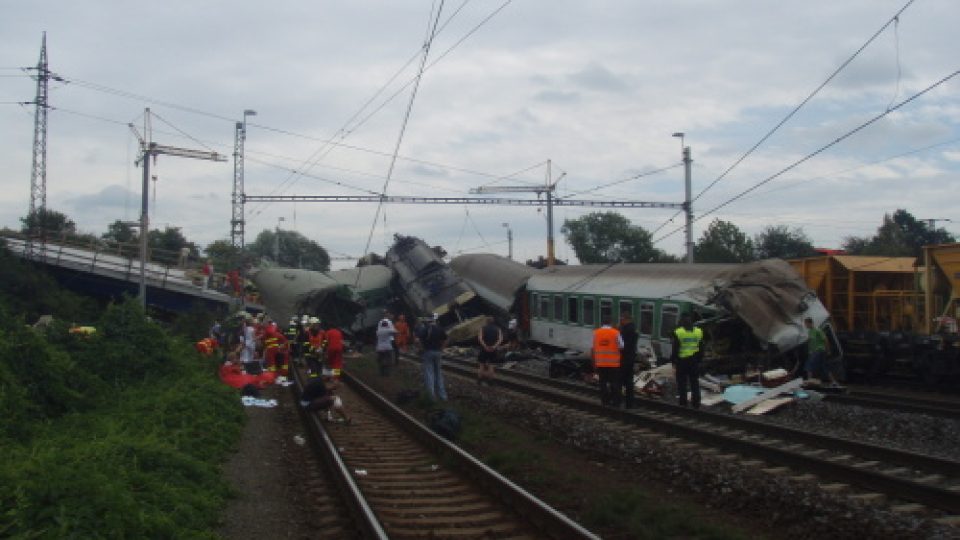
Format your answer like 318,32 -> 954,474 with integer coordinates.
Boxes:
342,371 -> 601,540
433,354 -> 960,513
290,368 -> 388,539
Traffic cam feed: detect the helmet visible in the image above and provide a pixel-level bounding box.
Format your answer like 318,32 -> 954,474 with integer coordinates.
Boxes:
309,317 -> 320,324
301,315 -> 310,324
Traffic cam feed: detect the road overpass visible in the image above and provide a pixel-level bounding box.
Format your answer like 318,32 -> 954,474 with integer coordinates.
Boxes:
2,234 -> 236,313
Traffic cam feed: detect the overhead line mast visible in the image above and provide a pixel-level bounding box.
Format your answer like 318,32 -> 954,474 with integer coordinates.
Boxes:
26,32 -> 57,256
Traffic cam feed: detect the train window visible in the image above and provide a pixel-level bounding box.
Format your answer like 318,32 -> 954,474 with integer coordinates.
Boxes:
554,295 -> 564,322
600,299 -> 613,325
583,297 -> 596,326
619,300 -> 633,322
639,302 -> 654,336
539,294 -> 551,320
568,296 -> 579,324
531,293 -> 539,318
660,304 -> 679,338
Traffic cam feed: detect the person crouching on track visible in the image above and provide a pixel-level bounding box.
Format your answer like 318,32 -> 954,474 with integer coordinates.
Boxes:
477,316 -> 503,386
375,318 -> 397,376
299,376 -> 351,424
671,313 -> 703,409
591,316 -> 624,407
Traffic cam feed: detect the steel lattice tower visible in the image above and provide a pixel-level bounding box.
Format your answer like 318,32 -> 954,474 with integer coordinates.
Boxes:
231,121 -> 246,249
28,33 -> 50,242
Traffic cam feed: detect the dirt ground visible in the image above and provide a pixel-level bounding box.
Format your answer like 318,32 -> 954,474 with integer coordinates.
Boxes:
217,384 -> 317,540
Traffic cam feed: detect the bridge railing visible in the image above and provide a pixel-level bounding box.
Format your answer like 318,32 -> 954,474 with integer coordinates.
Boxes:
1,231 -> 201,289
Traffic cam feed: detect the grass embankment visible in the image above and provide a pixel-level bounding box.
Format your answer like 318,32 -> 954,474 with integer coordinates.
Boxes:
350,354 -> 754,540
0,250 -> 244,538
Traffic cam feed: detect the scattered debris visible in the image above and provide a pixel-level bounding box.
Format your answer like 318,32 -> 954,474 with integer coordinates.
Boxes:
730,378 -> 803,414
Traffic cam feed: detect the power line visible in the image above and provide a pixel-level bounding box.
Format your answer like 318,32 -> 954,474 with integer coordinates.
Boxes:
653,68 -> 960,245
358,1 -> 447,285
649,0 -> 917,237
559,162 -> 683,199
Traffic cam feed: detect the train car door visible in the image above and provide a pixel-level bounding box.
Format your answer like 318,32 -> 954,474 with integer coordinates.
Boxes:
657,303 -> 680,360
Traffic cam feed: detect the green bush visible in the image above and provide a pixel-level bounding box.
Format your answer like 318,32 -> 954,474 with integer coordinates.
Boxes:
0,275 -> 245,538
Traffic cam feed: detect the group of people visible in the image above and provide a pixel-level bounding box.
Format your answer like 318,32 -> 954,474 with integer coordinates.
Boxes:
592,312 -> 704,409
373,311 -> 450,401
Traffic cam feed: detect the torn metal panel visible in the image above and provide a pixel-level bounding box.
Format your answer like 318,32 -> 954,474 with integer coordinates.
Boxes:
449,254 -> 539,315
386,235 -> 477,318
704,259 -> 830,353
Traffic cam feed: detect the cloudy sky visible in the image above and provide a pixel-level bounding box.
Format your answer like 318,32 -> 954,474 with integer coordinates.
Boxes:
2,0 -> 958,268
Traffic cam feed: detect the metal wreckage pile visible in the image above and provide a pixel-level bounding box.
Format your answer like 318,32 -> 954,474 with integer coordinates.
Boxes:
251,233 -> 833,414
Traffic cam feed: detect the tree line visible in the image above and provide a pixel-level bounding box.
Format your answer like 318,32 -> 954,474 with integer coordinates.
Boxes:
560,209 -> 955,264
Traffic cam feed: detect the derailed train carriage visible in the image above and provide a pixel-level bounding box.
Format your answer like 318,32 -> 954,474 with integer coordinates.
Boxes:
450,254 -> 834,374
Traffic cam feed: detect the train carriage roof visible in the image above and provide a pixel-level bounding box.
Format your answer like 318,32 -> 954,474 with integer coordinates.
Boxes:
527,263 -> 737,304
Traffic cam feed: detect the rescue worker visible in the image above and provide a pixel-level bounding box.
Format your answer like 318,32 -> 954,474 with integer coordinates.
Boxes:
671,313 -> 703,409
591,316 -> 623,407
262,321 -> 288,372
305,317 -> 325,378
324,321 -> 345,387
285,316 -> 300,361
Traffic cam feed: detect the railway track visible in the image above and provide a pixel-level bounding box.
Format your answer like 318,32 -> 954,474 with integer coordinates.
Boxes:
432,352 -> 960,521
824,386 -> 960,420
289,366 -> 599,539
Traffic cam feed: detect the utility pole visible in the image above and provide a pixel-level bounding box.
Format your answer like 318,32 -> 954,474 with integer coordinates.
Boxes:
231,109 -> 256,250
502,222 -> 513,260
683,145 -> 694,263
674,132 -> 694,263
470,159 -> 565,266
26,32 -> 56,258
130,109 -> 226,310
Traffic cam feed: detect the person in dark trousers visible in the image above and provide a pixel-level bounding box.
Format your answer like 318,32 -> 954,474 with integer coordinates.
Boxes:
299,377 -> 352,424
591,316 -> 623,407
477,316 -> 504,385
416,314 -> 448,401
619,313 -> 639,408
671,313 -> 704,409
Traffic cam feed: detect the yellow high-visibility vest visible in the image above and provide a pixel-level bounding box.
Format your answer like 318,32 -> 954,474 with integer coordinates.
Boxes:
674,327 -> 703,359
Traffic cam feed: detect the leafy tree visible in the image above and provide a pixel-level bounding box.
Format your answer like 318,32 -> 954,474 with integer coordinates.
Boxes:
694,218 -> 754,263
147,226 -> 197,266
204,239 -> 248,271
248,229 -> 330,272
754,225 -> 817,260
102,219 -> 138,244
842,209 -> 954,258
561,212 -> 673,263
19,208 -> 76,237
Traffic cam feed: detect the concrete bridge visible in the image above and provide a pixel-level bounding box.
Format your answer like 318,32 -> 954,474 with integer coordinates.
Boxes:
2,234 -> 236,313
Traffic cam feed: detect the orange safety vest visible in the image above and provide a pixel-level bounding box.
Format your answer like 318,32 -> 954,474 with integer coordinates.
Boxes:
592,327 -> 621,368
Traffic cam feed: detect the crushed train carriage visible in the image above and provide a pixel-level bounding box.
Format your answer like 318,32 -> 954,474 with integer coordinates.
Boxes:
452,255 -> 833,374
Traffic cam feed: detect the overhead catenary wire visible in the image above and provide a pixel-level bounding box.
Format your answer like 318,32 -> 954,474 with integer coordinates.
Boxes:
357,2 -> 446,287
652,68 -> 960,245
245,0 -> 477,216
648,0 -> 917,236
558,162 -> 683,200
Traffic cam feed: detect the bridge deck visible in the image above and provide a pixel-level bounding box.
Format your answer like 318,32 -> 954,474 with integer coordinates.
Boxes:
3,236 -> 233,308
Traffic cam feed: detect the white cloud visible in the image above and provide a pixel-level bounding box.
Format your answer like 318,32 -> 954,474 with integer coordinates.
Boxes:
1,0 -> 958,263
